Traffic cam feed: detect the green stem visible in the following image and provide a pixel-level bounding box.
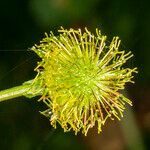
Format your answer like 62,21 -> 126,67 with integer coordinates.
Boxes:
0,80 -> 42,102
0,84 -> 30,102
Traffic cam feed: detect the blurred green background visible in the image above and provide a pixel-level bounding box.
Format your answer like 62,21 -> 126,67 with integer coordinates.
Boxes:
0,0 -> 150,150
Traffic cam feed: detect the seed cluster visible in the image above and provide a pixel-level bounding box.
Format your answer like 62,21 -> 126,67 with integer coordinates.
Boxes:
32,27 -> 137,135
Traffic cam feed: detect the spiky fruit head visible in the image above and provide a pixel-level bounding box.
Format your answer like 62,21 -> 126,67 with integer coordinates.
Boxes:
32,27 -> 137,135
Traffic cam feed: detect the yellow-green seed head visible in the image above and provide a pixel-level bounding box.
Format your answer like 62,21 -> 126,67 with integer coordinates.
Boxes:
32,27 -> 137,135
